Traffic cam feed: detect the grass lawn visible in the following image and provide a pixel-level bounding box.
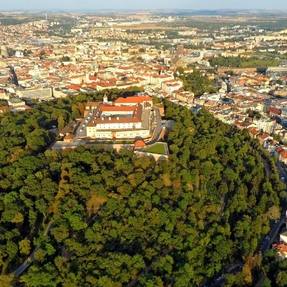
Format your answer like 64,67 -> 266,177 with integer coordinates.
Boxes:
144,143 -> 167,155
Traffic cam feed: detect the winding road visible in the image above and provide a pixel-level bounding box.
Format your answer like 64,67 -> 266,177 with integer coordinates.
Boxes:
13,220 -> 53,277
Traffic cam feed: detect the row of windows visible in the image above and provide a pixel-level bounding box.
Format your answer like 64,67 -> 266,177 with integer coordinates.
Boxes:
87,131 -> 149,139
98,123 -> 134,129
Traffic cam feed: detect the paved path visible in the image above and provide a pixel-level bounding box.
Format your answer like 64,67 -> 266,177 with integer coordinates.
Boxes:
13,221 -> 53,277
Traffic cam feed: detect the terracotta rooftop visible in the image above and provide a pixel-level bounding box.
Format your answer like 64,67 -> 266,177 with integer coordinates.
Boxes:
134,139 -> 146,149
279,149 -> 287,159
273,243 -> 287,253
66,84 -> 82,91
248,127 -> 259,136
258,133 -> 270,140
268,107 -> 282,116
115,96 -> 152,104
99,104 -> 136,112
88,103 -> 143,127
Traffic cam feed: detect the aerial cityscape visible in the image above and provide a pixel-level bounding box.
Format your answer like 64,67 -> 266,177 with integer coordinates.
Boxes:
2,1 -> 287,286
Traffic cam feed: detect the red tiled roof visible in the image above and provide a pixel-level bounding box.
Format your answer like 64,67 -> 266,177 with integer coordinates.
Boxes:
276,147 -> 284,153
90,103 -> 142,125
66,84 -> 82,91
115,96 -> 152,104
97,81 -> 116,88
268,107 -> 282,116
279,150 -> 287,159
89,75 -> 98,81
273,243 -> 287,253
258,133 -> 270,140
86,83 -> 98,89
99,104 -> 136,112
134,139 -> 146,149
248,127 -> 259,136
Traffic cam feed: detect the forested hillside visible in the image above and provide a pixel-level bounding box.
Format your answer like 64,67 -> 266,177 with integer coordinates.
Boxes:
0,94 -> 285,286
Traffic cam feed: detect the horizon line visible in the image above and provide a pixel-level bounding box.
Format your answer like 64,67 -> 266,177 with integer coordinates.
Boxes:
1,8 -> 287,12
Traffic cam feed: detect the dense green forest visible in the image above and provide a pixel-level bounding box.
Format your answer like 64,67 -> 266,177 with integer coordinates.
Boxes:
174,19 -> 287,32
210,56 -> 280,69
0,17 -> 41,26
259,250 -> 287,286
0,88 -> 140,167
178,70 -> 217,97
0,91 -> 286,286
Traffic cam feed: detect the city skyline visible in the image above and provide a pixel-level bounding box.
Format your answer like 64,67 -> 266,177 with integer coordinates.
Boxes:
1,0 -> 287,11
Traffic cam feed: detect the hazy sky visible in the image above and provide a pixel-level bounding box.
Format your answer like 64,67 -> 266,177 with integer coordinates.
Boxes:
1,0 -> 287,10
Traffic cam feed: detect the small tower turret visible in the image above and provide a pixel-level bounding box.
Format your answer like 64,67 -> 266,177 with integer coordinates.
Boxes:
103,95 -> 108,104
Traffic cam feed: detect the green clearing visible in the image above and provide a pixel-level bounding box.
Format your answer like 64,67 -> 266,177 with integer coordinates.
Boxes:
144,143 -> 167,155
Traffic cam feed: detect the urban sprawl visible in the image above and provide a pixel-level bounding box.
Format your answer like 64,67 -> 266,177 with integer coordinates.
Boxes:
2,11 -> 287,258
